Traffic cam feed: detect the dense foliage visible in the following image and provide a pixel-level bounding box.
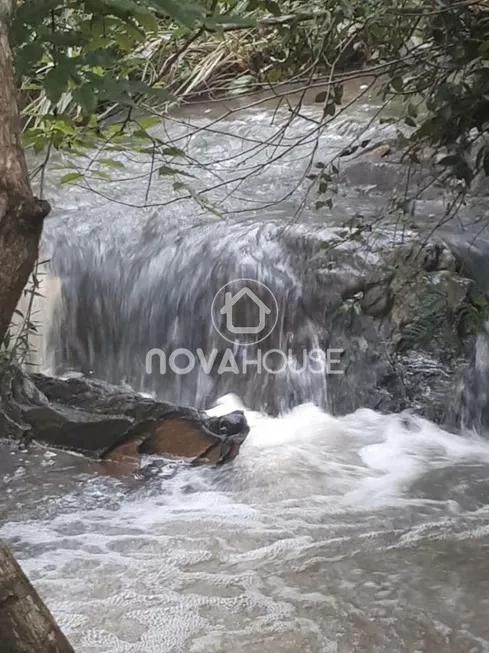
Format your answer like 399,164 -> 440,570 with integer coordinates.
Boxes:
386,1 -> 489,187
9,0 -> 489,192
4,0 -> 489,363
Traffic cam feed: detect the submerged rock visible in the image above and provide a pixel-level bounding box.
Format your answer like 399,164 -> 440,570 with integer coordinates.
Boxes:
0,370 -> 249,472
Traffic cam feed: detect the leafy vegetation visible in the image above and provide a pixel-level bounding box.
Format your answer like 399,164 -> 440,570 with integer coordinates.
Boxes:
0,263 -> 46,370
378,1 -> 489,190
8,0 -> 489,200
12,0 -> 238,156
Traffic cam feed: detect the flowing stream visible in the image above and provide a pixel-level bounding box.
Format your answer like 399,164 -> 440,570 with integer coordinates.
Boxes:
2,83 -> 489,652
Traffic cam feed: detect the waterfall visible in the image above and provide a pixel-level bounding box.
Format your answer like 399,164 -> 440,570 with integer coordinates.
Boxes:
43,221 -> 330,414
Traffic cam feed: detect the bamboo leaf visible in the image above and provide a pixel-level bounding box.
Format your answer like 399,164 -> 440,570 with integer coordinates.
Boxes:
159,166 -> 194,177
136,117 -> 161,129
60,172 -> 84,184
161,146 -> 185,157
93,170 -> 112,180
98,158 -> 125,169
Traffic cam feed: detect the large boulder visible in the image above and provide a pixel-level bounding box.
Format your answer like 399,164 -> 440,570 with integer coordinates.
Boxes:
292,224 -> 482,425
0,370 -> 249,473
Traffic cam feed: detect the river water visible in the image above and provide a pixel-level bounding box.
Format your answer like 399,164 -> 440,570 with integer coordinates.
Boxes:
2,84 -> 489,652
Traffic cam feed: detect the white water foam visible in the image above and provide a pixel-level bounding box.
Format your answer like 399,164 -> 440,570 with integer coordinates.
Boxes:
3,400 -> 489,652
207,395 -> 489,507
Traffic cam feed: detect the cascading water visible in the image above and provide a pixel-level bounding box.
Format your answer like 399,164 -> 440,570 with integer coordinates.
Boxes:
45,220 -> 331,414
3,91 -> 489,653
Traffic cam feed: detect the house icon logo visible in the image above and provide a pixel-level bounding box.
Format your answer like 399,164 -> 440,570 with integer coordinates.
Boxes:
211,279 -> 279,345
221,288 -> 271,335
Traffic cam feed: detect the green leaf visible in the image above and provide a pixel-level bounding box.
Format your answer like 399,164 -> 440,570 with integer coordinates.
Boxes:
33,136 -> 49,154
133,129 -> 153,141
162,147 -> 185,157
206,14 -> 255,30
159,166 -> 179,176
315,91 -> 327,103
147,85 -> 172,101
15,41 -> 45,76
100,76 -> 136,106
98,158 -> 125,169
93,170 -> 112,180
159,166 -> 194,177
95,0 -> 152,19
136,117 -> 161,129
44,67 -> 69,104
148,0 -> 205,28
72,85 -> 98,115
53,117 -> 77,135
117,21 -> 145,43
60,172 -> 84,184
115,33 -> 136,51
133,10 -> 158,32
228,74 -> 254,96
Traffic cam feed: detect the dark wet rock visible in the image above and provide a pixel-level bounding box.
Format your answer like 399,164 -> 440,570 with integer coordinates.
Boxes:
360,283 -> 393,318
304,226 -> 481,424
0,371 -> 249,470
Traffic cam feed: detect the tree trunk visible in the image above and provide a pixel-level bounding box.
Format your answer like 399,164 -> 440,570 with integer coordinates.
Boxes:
0,1 -> 50,346
0,541 -> 75,653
